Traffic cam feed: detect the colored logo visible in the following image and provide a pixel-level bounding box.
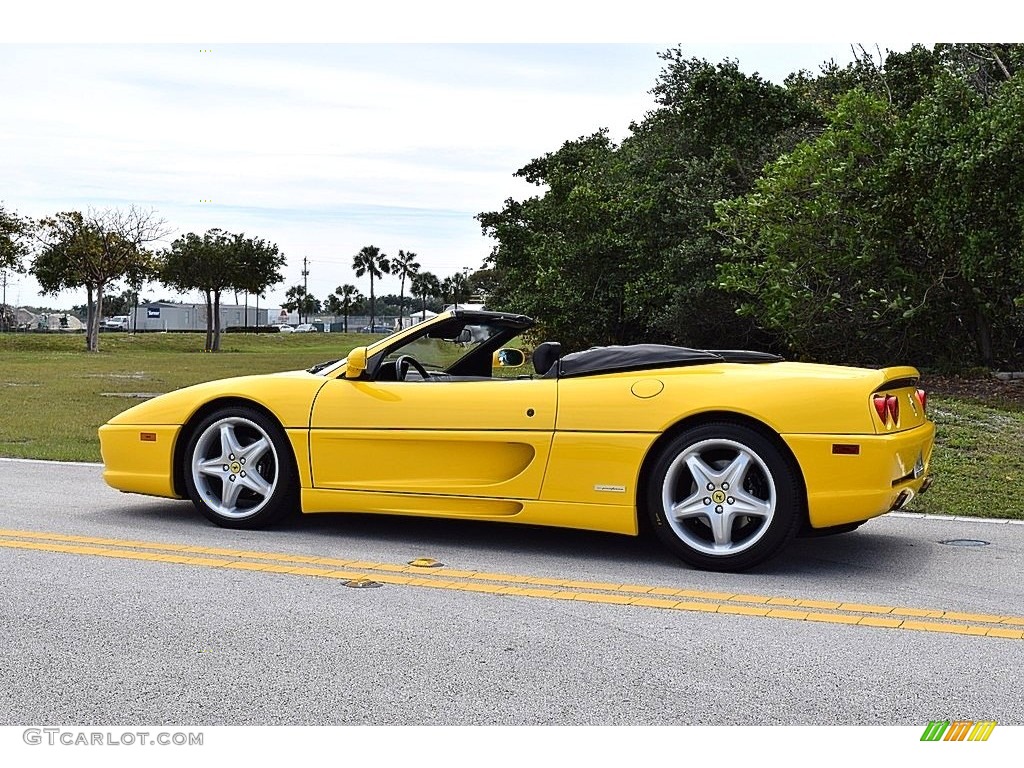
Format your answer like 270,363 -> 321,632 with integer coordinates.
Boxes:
920,720 -> 996,742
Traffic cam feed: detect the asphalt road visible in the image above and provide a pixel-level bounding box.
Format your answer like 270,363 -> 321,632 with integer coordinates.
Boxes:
1,458 -> 1022,726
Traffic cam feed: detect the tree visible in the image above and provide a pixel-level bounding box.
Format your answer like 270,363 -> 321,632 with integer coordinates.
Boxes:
716,91 -> 907,363
330,284 -> 362,332
1,204 -> 32,331
440,272 -> 470,309
352,245 -> 390,332
33,207 -> 166,352
230,233 -> 287,330
392,249 -> 420,327
479,54 -> 812,351
160,229 -> 284,351
1,204 -> 32,274
323,293 -> 343,318
161,230 -> 230,351
467,267 -> 498,302
282,285 -> 320,323
717,72 -> 1024,368
103,287 -> 149,318
411,271 -> 440,319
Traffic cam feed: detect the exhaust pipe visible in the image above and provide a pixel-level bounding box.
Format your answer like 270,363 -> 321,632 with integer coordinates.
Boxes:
890,490 -> 913,511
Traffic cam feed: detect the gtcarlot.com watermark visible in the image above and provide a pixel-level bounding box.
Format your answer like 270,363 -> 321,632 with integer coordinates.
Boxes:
23,728 -> 203,747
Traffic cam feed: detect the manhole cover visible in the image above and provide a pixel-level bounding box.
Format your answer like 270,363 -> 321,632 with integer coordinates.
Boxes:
939,539 -> 990,547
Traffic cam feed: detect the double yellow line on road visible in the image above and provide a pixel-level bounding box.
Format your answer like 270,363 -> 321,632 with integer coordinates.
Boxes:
1,526 -> 1022,640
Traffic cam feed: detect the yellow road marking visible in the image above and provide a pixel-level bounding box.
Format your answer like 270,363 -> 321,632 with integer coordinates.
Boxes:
0,527 -> 1021,639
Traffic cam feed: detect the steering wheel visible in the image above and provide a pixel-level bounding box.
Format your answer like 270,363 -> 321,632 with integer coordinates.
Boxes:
395,355 -> 430,381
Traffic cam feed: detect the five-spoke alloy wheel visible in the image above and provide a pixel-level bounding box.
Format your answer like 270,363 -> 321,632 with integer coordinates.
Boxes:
647,422 -> 802,571
183,407 -> 297,529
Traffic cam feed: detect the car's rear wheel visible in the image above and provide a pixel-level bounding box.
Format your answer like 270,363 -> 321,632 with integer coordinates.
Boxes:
183,407 -> 297,529
647,423 -> 802,572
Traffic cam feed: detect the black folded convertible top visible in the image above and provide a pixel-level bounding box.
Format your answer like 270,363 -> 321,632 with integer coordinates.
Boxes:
551,344 -> 783,378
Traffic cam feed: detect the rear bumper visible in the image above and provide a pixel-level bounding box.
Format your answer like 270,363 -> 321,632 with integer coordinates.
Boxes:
782,421 -> 935,529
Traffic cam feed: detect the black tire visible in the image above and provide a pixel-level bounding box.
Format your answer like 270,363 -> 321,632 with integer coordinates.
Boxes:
182,406 -> 298,529
646,422 -> 803,572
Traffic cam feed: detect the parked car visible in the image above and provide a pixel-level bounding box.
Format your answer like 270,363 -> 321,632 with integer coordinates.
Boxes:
98,309 -> 935,572
274,324 -> 295,334
359,325 -> 394,334
295,323 -> 319,333
103,315 -> 130,331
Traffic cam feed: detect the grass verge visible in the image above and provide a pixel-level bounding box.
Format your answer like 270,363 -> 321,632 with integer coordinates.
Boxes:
0,331 -> 377,462
906,396 -> 1024,519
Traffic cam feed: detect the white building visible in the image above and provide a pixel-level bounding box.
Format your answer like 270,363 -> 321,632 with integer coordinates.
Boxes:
130,302 -> 272,331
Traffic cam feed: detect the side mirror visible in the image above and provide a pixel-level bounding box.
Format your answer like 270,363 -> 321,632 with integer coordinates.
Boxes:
345,346 -> 368,379
492,348 -> 526,368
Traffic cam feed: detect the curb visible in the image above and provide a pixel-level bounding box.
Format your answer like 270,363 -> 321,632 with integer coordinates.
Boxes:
0,457 -> 104,468
888,511 -> 1024,526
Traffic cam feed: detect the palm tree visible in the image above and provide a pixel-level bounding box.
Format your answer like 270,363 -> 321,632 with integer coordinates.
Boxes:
334,283 -> 361,332
392,249 -> 420,328
411,271 -> 440,321
440,275 -> 454,309
283,284 -> 318,323
352,245 -> 390,331
444,272 -> 469,309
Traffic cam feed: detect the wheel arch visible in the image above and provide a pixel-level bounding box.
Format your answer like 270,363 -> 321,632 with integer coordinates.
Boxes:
634,410 -> 809,534
171,397 -> 297,498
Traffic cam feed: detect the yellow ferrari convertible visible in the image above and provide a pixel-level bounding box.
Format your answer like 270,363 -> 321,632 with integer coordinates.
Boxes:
99,309 -> 935,571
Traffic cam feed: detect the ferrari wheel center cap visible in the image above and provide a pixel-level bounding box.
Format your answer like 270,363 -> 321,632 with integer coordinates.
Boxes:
229,461 -> 242,474
712,490 -> 727,504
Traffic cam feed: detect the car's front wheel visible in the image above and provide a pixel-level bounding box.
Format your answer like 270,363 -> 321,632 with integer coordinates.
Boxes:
183,407 -> 297,529
647,423 -> 803,571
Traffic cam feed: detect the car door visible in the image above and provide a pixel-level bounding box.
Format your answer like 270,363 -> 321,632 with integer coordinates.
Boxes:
308,377 -> 557,500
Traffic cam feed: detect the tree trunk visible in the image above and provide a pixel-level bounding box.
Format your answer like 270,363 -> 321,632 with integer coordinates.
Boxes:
369,274 -> 375,330
213,290 -> 222,352
85,285 -> 97,352
93,282 -> 103,352
204,290 -> 214,352
399,277 -> 405,329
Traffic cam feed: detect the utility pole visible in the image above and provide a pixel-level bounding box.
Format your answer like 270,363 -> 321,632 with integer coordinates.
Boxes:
302,256 -> 309,323
1,270 -> 6,331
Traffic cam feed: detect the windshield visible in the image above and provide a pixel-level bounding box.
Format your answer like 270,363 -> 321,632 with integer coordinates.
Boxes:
382,321 -> 505,373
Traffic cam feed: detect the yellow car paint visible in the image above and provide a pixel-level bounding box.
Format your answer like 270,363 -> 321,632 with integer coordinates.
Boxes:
98,423 -> 181,498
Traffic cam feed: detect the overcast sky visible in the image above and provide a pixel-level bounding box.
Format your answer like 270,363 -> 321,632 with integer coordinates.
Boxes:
0,9 -> 934,311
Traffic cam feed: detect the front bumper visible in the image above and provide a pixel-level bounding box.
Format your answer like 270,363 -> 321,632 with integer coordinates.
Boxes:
98,423 -> 182,499
782,421 -> 936,529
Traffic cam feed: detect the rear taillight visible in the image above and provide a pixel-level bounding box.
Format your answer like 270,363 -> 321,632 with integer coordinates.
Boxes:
873,395 -> 888,422
916,388 -> 927,415
886,394 -> 899,424
874,393 -> 901,427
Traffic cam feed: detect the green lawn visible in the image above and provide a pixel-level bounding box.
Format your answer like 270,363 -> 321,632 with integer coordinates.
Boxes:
0,333 -> 1017,519
0,331 -> 379,461
906,397 -> 1024,519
